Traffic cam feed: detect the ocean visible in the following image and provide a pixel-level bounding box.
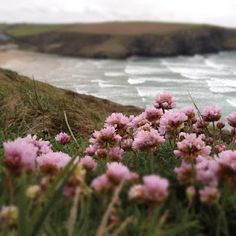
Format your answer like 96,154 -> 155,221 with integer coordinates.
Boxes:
1,50 -> 236,115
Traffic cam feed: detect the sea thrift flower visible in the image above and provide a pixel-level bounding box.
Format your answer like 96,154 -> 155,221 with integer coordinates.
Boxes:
90,126 -> 121,148
80,156 -> 97,171
199,186 -> 220,204
174,133 -> 211,161
196,156 -> 219,187
216,150 -> 236,172
55,132 -> 70,145
3,139 -> 38,173
131,113 -> 150,130
143,175 -> 169,203
132,128 -> 165,153
159,111 -> 187,136
106,162 -> 130,184
121,138 -> 133,150
215,144 -> 228,154
144,106 -> 163,126
108,147 -> 124,161
181,107 -> 196,120
37,152 -> 71,174
202,105 -> 221,122
105,113 -> 130,135
84,145 -> 97,156
23,135 -> 52,154
226,112 -> 236,127
91,174 -> 113,193
216,122 -> 225,130
154,92 -> 176,111
128,184 -> 145,202
174,161 -> 193,184
95,148 -> 108,159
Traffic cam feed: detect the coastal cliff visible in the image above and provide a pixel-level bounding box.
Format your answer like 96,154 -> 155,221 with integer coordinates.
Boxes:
6,22 -> 236,59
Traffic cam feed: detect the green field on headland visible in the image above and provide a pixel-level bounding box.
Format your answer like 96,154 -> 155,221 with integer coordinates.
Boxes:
4,22 -> 236,59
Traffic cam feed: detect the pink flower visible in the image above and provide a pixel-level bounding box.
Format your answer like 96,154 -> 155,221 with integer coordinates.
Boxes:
55,132 -> 70,145
80,156 -> 97,171
17,135 -> 52,155
216,150 -> 236,172
196,156 -> 219,187
174,161 -> 193,184
144,106 -> 163,126
106,162 -> 131,184
181,107 -> 196,120
154,92 -> 176,110
90,126 -> 121,148
91,174 -> 113,193
105,113 -> 130,134
202,105 -> 221,122
143,175 -> 169,203
199,186 -> 220,204
132,128 -> 165,152
226,112 -> 236,127
108,147 -> 124,161
130,113 -> 150,130
84,145 -> 97,156
174,133 -> 211,160
128,185 -> 145,202
3,138 -> 38,173
159,111 -> 187,136
95,148 -> 108,159
37,152 -> 71,174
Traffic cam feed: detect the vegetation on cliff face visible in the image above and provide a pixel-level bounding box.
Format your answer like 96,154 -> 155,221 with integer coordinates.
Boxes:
5,22 -> 236,59
1,81 -> 236,235
0,68 -> 140,138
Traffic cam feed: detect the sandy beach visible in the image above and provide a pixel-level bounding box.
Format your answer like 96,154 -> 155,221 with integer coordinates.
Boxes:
0,49 -> 34,65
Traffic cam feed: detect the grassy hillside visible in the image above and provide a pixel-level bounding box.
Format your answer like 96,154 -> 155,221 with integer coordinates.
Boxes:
5,22 -> 236,59
0,68 -> 140,138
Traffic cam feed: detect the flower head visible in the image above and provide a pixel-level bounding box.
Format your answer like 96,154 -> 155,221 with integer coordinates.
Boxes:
90,126 -> 121,148
143,175 -> 169,203
91,174 -> 113,193
154,92 -> 176,110
199,186 -> 220,204
80,156 -> 97,171
159,111 -> 187,136
37,152 -> 71,175
106,162 -> 131,184
202,105 -> 221,122
55,132 -> 70,145
3,138 -> 38,173
132,128 -> 164,153
226,112 -> 236,127
174,133 -> 211,160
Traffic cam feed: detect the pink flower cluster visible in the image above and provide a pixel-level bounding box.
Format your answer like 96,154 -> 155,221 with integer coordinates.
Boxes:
226,112 -> 236,127
3,135 -> 71,175
174,133 -> 211,161
132,128 -> 165,153
154,92 -> 176,111
55,132 -> 70,145
90,126 -> 121,149
37,152 -> 71,175
91,162 -> 137,193
129,175 -> 169,204
202,105 -> 221,122
159,111 -> 187,136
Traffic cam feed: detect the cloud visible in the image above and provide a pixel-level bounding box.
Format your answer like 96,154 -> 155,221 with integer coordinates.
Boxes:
0,0 -> 235,27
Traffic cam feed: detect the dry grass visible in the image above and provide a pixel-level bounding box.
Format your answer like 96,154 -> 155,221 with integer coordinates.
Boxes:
0,68 -> 141,138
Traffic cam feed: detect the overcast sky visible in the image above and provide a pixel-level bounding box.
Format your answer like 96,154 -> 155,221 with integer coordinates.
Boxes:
0,0 -> 236,27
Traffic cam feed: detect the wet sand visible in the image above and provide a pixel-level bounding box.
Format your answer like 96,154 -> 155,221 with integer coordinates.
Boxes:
0,49 -> 35,65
